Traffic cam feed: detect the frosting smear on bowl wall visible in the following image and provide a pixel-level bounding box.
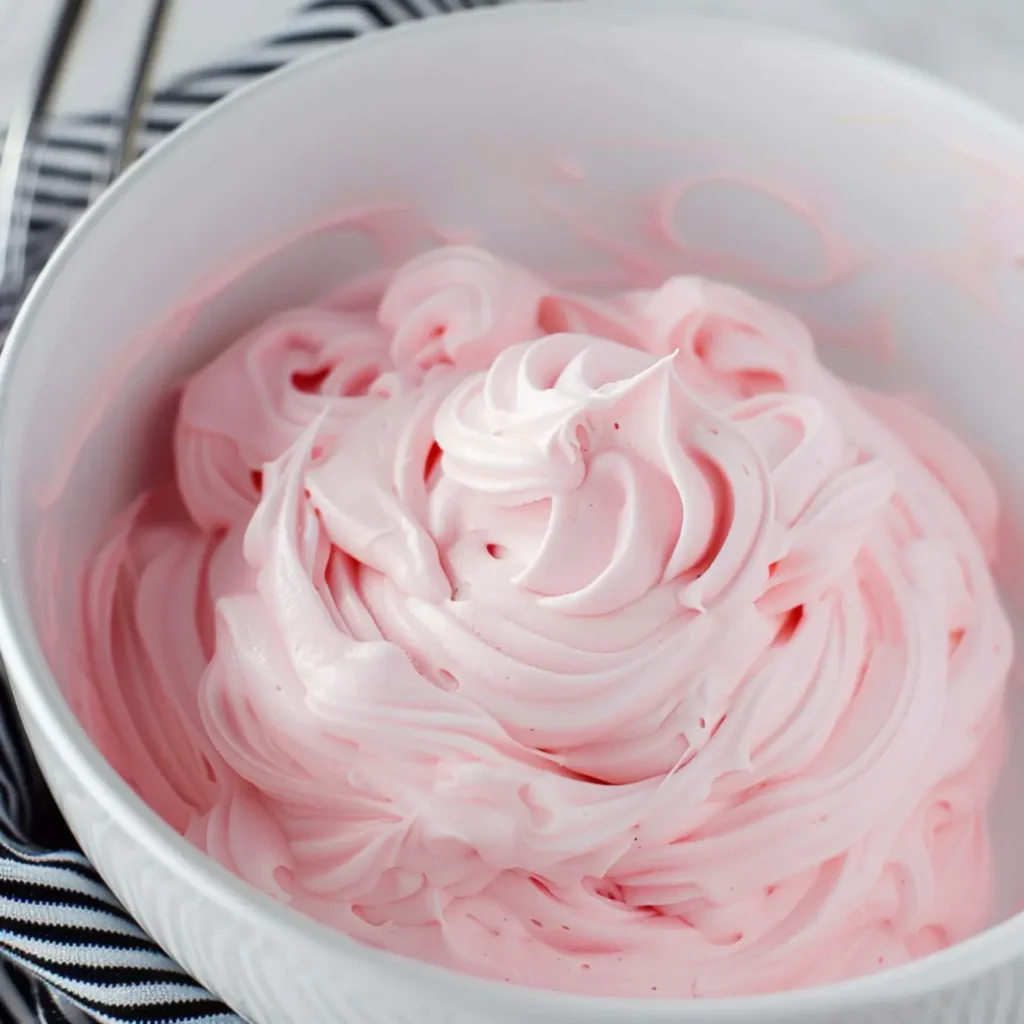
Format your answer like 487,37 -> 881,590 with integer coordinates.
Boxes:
75,244 -> 1012,998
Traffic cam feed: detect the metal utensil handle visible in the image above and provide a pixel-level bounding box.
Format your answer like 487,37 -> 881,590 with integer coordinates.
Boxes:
106,0 -> 175,182
0,0 -> 175,300
0,0 -> 91,298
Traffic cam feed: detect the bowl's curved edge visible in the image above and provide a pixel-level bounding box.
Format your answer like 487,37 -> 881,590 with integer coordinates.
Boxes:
0,3 -> 1024,1020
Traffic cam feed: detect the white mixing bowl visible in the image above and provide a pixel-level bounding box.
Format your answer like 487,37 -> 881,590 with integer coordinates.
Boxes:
2,5 -> 1024,1022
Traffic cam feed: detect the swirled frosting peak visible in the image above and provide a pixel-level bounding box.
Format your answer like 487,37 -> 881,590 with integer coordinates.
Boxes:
77,245 -> 1012,998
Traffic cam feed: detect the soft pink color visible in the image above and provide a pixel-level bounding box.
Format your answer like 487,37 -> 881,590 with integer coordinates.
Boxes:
75,246 -> 1012,998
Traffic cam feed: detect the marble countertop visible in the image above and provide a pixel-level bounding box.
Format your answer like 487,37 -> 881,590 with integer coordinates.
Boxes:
2,1 -> 1024,125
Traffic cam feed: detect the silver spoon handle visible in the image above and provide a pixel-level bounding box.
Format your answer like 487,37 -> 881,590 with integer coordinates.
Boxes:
105,0 -> 175,182
0,0 -> 91,298
0,0 -> 177,300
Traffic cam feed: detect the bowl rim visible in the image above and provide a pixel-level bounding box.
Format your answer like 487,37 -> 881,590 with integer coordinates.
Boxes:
2,2 -> 1024,1018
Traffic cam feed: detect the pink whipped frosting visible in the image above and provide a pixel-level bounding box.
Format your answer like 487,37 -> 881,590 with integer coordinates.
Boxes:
75,246 -> 1012,998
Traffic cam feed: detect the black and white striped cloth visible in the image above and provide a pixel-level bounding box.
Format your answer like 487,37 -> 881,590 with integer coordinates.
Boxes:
0,0 -> 510,332
0,3 -> 507,1021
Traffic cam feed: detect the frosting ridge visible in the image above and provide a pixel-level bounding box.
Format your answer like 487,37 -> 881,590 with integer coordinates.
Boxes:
76,246 -> 1012,997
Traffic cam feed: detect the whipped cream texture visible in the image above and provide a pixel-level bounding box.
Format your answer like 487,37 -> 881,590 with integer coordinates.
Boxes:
77,246 -> 1012,997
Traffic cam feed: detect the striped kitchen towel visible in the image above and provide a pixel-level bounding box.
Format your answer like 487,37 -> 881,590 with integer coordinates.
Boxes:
0,3 -> 507,1022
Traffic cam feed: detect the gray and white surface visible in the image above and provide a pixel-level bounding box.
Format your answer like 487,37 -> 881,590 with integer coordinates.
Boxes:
3,1 -> 1024,125
0,0 -> 296,120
